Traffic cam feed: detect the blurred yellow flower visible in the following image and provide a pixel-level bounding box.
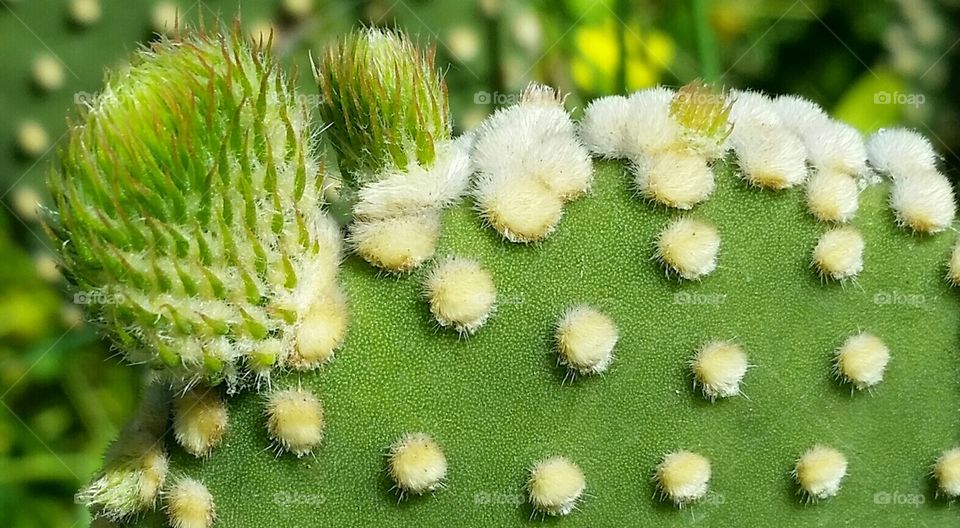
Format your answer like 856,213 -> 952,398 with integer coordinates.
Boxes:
571,20 -> 675,94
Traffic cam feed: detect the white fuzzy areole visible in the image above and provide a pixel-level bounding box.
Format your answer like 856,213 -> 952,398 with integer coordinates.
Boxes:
352,139 -> 473,221
528,456 -> 586,516
770,94 -> 829,137
173,388 -> 228,457
388,433 -> 448,496
794,445 -> 847,500
935,447 -> 960,498
947,242 -> 960,286
622,87 -> 681,157
866,128 -> 939,176
806,169 -> 860,223
265,388 -> 324,457
812,227 -> 864,280
655,218 -> 721,280
475,174 -> 564,243
729,90 -> 808,189
890,170 -> 956,233
291,287 -> 348,370
165,478 -> 215,528
424,257 -> 497,334
69,0 -> 102,26
835,332 -> 890,389
472,92 -> 593,242
656,450 -> 711,506
32,55 -> 65,92
555,305 -> 618,375
580,95 -> 633,158
17,121 -> 49,158
804,121 -> 867,176
633,151 -> 715,209
691,341 -> 748,399
349,212 -> 441,272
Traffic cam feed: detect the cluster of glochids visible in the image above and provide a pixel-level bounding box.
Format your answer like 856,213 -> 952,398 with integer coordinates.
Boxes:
50,21 -> 960,526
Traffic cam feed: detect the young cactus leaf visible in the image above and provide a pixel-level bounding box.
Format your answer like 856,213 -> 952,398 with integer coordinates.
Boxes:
315,28 -> 471,273
46,24 -> 345,390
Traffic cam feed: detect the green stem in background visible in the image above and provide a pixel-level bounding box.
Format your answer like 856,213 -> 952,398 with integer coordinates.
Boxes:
61,359 -> 116,447
615,0 -> 628,95
481,3 -> 505,104
692,0 -> 721,82
0,453 -> 91,483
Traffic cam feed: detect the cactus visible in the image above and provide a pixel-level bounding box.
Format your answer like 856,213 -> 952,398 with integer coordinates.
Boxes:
44,22 -> 960,528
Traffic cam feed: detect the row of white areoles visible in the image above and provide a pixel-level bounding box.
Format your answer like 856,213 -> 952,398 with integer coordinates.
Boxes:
346,82 -> 960,337
347,80 -> 956,278
579,85 -> 955,234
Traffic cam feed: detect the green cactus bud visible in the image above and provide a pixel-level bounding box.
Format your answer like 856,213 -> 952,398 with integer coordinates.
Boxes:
315,28 -> 470,274
314,28 -> 451,188
46,24 -> 343,389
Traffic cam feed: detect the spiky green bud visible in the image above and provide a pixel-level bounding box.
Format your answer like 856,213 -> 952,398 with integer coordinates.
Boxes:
669,81 -> 733,155
314,28 -> 451,187
46,25 -> 342,389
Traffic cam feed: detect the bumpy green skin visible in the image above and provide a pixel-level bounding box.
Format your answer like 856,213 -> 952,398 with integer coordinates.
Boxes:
46,28 -> 329,388
133,160 -> 959,527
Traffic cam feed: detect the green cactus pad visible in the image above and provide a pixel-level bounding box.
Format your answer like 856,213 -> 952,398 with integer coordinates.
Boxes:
129,157 -> 959,526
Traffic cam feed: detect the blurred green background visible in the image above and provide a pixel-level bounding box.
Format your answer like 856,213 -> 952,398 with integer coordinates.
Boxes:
0,0 -> 957,526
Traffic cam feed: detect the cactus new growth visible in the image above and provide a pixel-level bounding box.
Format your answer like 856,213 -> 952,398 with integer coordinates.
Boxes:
46,24 -> 345,390
43,22 -> 960,528
315,29 -> 472,274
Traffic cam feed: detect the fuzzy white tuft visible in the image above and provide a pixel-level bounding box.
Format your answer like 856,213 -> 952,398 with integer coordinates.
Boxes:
812,227 -> 865,280
655,450 -> 712,507
352,138 -> 473,220
794,445 -> 847,500
388,433 -> 448,496
728,91 -> 808,189
804,121 -> 867,176
528,456 -> 586,516
806,169 -> 860,223
889,170 -> 956,233
165,478 -> 215,528
655,218 -> 721,280
935,447 -> 960,498
472,88 -> 593,242
580,95 -> 633,158
632,151 -> 715,209
622,87 -> 680,157
771,94 -> 829,136
866,128 -> 938,176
